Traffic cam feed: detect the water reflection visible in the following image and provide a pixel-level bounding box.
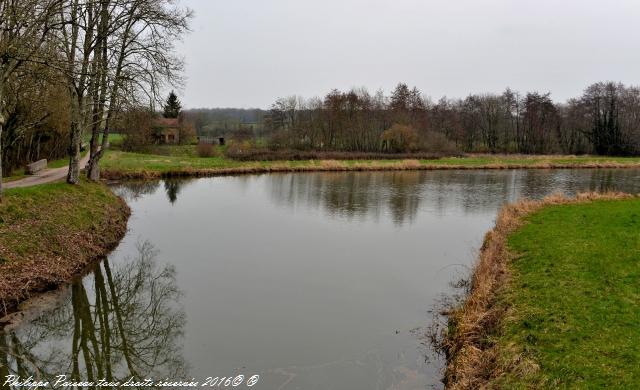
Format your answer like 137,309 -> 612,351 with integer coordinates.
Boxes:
265,172 -> 423,225
0,242 -> 186,387
9,169 -> 640,390
265,169 -> 640,225
113,181 -> 160,202
116,179 -> 198,205
113,169 -> 640,225
164,179 -> 198,205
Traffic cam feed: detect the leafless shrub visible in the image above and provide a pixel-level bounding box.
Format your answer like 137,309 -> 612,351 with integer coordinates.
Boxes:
196,142 -> 217,158
422,131 -> 459,154
179,121 -> 197,145
381,124 -> 420,152
120,108 -> 155,152
226,146 -> 450,161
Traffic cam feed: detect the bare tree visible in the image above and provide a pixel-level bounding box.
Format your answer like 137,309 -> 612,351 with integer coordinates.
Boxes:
85,0 -> 191,180
0,0 -> 62,198
56,0 -> 100,184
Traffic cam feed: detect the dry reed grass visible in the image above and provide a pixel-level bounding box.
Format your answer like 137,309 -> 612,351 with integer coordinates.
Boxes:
440,192 -> 634,389
225,148 -> 449,161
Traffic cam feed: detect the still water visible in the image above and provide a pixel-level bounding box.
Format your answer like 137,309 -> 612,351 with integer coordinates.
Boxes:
2,169 -> 640,389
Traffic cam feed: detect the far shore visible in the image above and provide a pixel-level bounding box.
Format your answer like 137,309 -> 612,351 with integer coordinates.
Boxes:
100,149 -> 640,180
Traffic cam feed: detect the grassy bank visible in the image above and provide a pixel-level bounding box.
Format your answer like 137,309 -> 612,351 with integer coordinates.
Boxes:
100,148 -> 640,179
0,180 -> 130,314
443,193 -> 640,389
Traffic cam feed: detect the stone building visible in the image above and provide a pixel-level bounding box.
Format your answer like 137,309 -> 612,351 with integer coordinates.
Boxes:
153,117 -> 180,144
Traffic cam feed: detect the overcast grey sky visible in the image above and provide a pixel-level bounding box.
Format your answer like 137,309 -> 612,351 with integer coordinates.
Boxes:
176,0 -> 640,109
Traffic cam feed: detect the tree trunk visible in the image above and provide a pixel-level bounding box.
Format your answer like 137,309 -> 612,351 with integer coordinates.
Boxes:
87,71 -> 102,181
88,158 -> 100,181
67,90 -> 82,184
0,123 -> 4,200
0,81 -> 4,199
87,0 -> 110,182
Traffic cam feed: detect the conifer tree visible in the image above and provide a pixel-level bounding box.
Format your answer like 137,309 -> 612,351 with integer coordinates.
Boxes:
163,91 -> 182,118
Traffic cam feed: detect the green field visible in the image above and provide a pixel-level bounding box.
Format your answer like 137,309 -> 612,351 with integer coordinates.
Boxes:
491,198 -> 640,388
83,132 -> 124,146
103,132 -> 124,146
102,147 -> 242,172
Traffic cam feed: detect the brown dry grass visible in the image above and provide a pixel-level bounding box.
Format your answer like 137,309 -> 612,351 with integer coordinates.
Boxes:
441,192 -> 634,390
225,148 -> 450,161
196,142 -> 218,158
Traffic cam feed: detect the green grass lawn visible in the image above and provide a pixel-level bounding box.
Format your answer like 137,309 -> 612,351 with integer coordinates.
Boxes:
102,148 -> 243,172
1,180 -> 125,258
492,199 -> 640,388
104,132 -> 124,146
83,132 -> 124,146
48,151 -> 88,168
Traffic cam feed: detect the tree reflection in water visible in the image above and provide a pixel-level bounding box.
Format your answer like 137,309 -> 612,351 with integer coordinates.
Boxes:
266,169 -> 640,225
112,169 -> 640,226
111,179 -> 194,205
0,241 -> 186,387
111,181 -> 161,202
164,180 -> 182,204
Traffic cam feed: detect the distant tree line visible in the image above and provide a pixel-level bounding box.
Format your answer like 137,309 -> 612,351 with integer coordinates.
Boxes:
181,108 -> 266,138
264,82 -> 640,155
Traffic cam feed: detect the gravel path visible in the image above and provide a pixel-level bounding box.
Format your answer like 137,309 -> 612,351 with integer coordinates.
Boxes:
5,153 -> 91,189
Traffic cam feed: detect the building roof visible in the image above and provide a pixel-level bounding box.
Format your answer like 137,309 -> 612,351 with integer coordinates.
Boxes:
155,117 -> 179,127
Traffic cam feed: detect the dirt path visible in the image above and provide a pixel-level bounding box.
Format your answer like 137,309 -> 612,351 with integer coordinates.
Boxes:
5,153 -> 91,189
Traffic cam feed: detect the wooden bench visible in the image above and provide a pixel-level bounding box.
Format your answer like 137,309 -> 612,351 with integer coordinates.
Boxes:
25,159 -> 47,175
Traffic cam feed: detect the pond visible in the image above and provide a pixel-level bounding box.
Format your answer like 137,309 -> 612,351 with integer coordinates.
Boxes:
2,169 -> 640,389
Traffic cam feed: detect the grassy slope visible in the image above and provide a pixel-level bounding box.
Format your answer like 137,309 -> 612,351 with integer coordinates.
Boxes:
494,199 -> 640,388
0,180 -> 130,313
100,147 -> 640,178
